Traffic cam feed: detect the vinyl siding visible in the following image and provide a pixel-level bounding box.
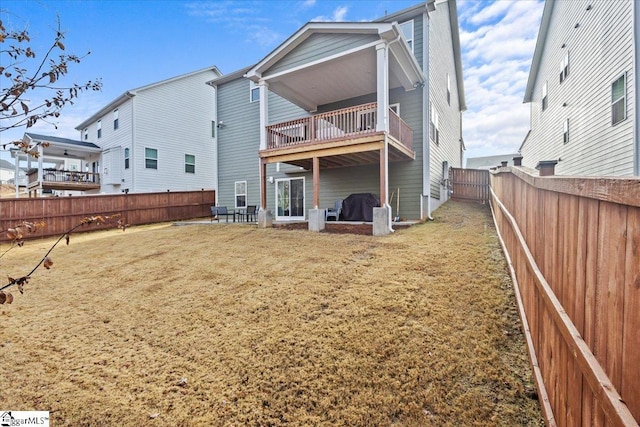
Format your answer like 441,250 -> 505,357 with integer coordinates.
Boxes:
266,33 -> 380,77
82,99 -> 133,193
132,70 -> 219,192
429,0 -> 463,202
522,0 -> 635,176
217,78 -> 261,208
217,78 -> 308,209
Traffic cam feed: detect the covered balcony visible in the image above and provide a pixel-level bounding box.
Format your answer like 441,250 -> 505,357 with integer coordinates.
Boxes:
27,168 -> 101,193
12,133 -> 102,197
262,102 -> 414,169
245,21 -> 426,233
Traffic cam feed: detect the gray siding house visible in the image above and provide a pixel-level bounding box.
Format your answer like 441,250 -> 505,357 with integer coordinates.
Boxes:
209,0 -> 465,232
521,0 -> 639,176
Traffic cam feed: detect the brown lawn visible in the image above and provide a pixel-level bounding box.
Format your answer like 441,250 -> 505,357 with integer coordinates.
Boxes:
0,200 -> 543,426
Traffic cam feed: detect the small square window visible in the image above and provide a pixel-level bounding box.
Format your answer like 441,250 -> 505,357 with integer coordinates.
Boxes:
235,181 -> 247,208
250,81 -> 260,103
612,73 -> 627,126
185,154 -> 195,174
430,102 -> 439,145
399,20 -> 414,52
559,51 -> 569,83
145,147 -> 158,169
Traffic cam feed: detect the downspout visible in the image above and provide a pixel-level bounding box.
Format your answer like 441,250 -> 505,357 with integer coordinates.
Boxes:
634,0 -> 640,175
212,83 -> 219,204
423,7 -> 434,220
129,92 -> 136,193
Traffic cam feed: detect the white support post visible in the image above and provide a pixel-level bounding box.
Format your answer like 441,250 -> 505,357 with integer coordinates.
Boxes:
375,43 -> 389,133
258,80 -> 269,151
376,42 -> 392,232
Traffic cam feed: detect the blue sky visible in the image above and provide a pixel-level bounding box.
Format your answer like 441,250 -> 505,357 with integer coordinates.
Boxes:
0,0 -> 544,164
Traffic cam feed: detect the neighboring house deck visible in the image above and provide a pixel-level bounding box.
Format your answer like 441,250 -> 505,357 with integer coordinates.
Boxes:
12,133 -> 102,197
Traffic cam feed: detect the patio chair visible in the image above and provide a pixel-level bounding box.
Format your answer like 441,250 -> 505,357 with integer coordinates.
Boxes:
325,199 -> 343,221
243,205 -> 258,222
211,206 -> 234,223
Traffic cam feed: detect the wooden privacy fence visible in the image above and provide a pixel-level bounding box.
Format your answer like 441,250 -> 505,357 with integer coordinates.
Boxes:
450,167 -> 490,202
490,167 -> 639,427
0,190 -> 215,242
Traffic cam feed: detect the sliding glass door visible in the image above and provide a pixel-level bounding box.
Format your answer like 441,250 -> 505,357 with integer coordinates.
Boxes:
275,177 -> 305,220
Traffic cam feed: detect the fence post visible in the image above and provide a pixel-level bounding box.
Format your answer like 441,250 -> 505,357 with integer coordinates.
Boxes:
536,160 -> 558,176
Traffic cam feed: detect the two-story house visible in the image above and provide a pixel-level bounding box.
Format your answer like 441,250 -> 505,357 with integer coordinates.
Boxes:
75,66 -> 222,193
520,0 -> 639,176
209,0 -> 465,234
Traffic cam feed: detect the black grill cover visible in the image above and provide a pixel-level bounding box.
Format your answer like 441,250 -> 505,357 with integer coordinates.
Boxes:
341,193 -> 381,221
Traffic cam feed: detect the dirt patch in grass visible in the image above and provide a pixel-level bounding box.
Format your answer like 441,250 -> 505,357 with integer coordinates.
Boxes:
0,200 -> 543,426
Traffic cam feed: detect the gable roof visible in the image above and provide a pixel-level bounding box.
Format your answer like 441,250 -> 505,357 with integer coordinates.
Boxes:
76,66 -> 222,130
523,0 -> 554,103
378,0 -> 466,111
245,21 -> 425,111
24,133 -> 100,150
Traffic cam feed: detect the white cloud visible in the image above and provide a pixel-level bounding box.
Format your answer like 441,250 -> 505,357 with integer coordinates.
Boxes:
459,0 -> 543,159
312,5 -> 349,22
301,0 -> 316,8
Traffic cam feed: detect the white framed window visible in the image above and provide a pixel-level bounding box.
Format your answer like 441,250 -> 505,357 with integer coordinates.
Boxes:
447,74 -> 451,106
97,120 -> 102,138
542,81 -> 548,111
430,102 -> 439,145
611,73 -> 627,126
113,109 -> 119,130
235,181 -> 247,208
211,121 -> 216,138
563,118 -> 569,144
560,51 -> 569,83
124,148 -> 130,169
399,20 -> 414,52
249,81 -> 260,103
185,154 -> 195,174
84,128 -> 88,140
145,147 -> 158,169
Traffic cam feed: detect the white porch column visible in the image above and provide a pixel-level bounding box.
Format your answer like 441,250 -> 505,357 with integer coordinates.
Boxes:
14,154 -> 20,198
375,43 -> 389,133
376,42 -> 392,233
37,144 -> 44,193
258,80 -> 269,150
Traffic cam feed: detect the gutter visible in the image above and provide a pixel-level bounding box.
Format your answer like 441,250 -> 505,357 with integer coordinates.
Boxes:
635,0 -> 640,175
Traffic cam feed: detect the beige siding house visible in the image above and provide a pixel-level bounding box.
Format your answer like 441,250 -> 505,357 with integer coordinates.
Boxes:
75,66 -> 222,193
521,0 -> 639,176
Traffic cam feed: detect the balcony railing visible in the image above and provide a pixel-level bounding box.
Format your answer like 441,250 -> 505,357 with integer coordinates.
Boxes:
27,169 -> 101,186
266,102 -> 413,153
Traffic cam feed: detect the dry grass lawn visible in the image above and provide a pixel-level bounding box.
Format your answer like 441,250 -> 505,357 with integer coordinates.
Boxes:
0,200 -> 543,426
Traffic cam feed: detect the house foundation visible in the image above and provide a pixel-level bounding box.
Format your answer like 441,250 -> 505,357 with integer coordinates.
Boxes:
373,206 -> 392,236
308,209 -> 326,232
258,209 -> 273,228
